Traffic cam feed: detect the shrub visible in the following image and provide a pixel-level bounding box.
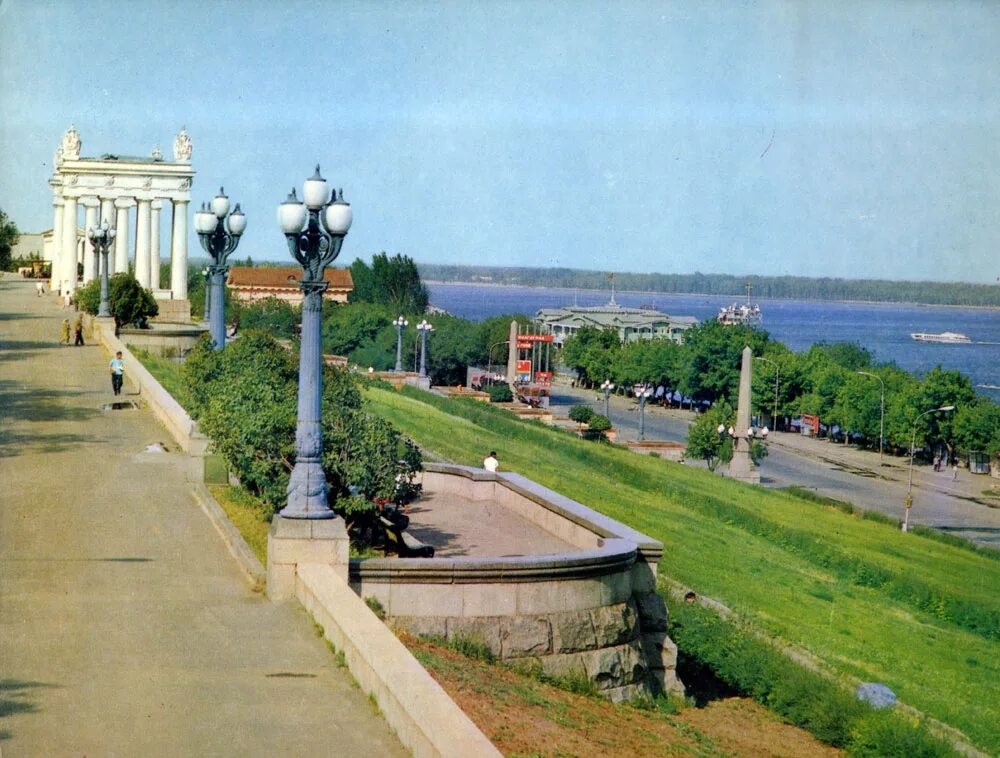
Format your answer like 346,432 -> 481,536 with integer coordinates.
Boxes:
585,414 -> 612,438
486,383 -> 513,403
569,404 -> 595,427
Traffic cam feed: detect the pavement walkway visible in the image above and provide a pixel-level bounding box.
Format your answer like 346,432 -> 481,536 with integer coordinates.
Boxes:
0,276 -> 406,756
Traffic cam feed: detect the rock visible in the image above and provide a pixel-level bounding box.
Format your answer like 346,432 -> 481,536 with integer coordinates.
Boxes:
392,615 -> 447,640
856,683 -> 897,709
634,591 -> 668,632
551,610 -> 597,653
447,617 -> 502,657
590,602 -> 636,647
501,616 -> 551,658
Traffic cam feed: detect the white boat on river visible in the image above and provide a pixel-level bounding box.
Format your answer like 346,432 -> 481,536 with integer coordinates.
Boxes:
911,331 -> 971,344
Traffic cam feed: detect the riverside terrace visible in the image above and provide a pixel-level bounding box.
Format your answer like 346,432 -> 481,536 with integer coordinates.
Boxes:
351,463 -> 684,703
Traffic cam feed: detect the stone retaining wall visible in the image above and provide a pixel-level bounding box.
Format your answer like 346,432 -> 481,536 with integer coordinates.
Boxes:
352,464 -> 682,702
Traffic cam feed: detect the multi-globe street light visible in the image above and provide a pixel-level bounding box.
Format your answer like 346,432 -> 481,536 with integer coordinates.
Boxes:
857,370 -> 886,464
277,165 -> 352,520
393,316 -> 409,372
634,384 -> 654,441
86,220 -> 116,318
904,405 -> 955,532
416,320 -> 434,379
601,380 -> 615,419
194,188 -> 246,349
201,267 -> 212,325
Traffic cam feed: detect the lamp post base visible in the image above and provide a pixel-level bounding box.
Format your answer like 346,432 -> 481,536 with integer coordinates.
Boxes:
266,516 -> 349,601
281,459 -> 335,519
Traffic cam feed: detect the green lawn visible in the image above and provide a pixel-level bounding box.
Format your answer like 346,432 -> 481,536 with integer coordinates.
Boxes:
366,387 -> 1000,754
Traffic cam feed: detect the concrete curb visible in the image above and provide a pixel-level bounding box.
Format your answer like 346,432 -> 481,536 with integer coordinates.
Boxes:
190,484 -> 266,592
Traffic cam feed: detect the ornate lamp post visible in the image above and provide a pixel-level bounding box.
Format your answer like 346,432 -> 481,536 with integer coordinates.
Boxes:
634,384 -> 653,440
86,220 -> 116,318
277,166 -> 352,520
601,380 -> 615,418
201,267 -> 212,324
417,319 -> 433,378
904,405 -> 954,532
857,370 -> 886,463
194,188 -> 246,349
393,316 -> 409,372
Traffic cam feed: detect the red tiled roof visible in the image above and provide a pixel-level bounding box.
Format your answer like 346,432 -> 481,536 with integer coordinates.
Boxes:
227,266 -> 353,290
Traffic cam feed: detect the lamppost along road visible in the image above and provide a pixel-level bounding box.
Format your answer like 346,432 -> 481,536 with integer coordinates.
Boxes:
194,188 -> 246,349
417,319 -> 433,379
393,316 -> 409,372
904,405 -> 955,532
601,380 -> 615,419
278,166 -> 352,519
857,370 -> 886,463
86,219 -> 116,318
634,384 -> 653,441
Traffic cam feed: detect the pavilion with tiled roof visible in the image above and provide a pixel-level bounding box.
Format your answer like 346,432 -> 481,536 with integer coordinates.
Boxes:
226,266 -> 353,304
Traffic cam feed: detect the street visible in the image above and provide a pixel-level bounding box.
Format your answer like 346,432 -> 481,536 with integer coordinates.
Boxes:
548,385 -> 1000,549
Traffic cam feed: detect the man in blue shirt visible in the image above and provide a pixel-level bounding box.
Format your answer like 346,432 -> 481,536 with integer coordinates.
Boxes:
109,351 -> 125,396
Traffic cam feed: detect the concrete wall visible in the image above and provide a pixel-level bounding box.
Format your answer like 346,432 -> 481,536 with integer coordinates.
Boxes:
352,464 -> 681,702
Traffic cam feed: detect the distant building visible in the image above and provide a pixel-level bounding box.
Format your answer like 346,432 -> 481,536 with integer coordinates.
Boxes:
10,229 -> 78,266
534,299 -> 696,345
226,266 -> 353,304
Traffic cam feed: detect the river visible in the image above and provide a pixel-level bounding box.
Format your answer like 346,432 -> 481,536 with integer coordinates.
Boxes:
426,282 -> 1000,399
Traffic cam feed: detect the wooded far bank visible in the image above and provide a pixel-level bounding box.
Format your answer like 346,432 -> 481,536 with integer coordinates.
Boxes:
417,264 -> 1000,308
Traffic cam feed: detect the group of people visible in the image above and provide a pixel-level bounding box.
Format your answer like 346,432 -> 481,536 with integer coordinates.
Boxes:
60,316 -> 85,346
933,454 -> 960,481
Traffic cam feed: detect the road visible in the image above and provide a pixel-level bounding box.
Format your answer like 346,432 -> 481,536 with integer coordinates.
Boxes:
549,385 -> 1000,549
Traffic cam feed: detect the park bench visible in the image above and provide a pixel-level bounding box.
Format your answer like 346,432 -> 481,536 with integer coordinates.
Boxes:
379,515 -> 435,558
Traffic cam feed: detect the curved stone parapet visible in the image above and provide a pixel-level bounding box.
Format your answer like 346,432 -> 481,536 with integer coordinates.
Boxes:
351,463 -> 682,701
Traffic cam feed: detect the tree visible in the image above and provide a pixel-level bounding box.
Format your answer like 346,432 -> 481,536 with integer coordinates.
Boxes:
584,414 -> 612,440
561,327 -> 619,386
349,253 -> 429,313
952,399 -> 1000,457
569,404 -> 595,430
107,273 -> 159,333
677,321 -> 770,404
232,296 -> 300,339
686,400 -> 735,471
0,208 -> 19,272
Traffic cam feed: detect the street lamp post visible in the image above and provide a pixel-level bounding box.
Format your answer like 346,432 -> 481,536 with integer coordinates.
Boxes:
904,405 -> 955,532
857,371 -> 886,463
754,356 -> 780,432
86,220 -> 116,318
486,340 -> 510,381
202,267 -> 212,324
634,384 -> 653,440
393,316 -> 409,372
417,320 -> 433,378
277,165 -> 352,520
194,188 -> 246,349
601,380 -> 615,418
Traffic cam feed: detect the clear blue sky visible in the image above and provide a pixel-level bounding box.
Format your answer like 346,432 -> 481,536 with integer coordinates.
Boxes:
1,0 -> 997,283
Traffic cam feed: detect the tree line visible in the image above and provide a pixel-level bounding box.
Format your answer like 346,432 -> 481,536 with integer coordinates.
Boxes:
419,264 -> 1000,308
561,320 -> 1000,459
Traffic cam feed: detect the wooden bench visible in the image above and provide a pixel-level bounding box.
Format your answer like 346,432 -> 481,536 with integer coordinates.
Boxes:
380,516 -> 435,558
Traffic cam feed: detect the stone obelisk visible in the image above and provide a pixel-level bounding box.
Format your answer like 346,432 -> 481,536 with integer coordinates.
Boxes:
506,319 -> 519,384
729,346 -> 761,483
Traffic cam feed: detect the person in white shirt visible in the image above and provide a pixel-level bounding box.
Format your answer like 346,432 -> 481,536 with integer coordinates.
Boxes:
483,451 -> 499,473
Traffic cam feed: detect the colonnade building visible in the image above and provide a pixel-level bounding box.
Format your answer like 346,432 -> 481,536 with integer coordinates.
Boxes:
48,125 -> 195,317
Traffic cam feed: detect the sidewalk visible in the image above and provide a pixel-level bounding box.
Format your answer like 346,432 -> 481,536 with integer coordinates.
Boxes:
0,276 -> 405,756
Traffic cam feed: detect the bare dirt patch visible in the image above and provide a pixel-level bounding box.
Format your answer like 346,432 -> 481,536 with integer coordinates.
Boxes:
405,635 -> 840,757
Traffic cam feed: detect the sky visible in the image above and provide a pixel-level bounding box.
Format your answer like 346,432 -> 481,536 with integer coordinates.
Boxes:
1,0 -> 998,283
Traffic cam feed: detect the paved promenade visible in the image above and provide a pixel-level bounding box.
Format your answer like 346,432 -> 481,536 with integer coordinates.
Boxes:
0,277 -> 405,756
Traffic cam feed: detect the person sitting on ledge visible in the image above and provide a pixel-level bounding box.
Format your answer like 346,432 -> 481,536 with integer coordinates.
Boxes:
483,451 -> 499,473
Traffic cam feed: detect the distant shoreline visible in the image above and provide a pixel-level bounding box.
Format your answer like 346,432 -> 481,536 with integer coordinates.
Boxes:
423,279 -> 1000,312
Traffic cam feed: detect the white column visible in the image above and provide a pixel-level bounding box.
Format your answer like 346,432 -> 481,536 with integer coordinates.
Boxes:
150,200 -> 163,290
82,199 -> 99,284
170,199 -> 189,300
114,198 -> 132,274
99,198 -> 115,230
60,196 -> 78,294
135,197 -> 152,289
50,197 -> 64,289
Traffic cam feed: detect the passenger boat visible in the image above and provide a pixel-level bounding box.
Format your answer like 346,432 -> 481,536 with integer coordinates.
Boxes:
718,283 -> 762,327
910,332 -> 971,344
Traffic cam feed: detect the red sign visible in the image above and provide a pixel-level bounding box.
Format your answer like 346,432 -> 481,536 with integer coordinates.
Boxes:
535,371 -> 553,381
516,342 -> 534,350
516,360 -> 532,373
517,334 -> 554,343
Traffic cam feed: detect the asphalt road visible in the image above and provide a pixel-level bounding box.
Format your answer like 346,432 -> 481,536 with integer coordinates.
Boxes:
549,386 -> 1000,549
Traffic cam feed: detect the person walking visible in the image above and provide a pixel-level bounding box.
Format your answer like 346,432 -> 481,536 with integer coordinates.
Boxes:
483,451 -> 499,473
109,351 -> 125,396
73,315 -> 85,346
60,318 -> 71,345
952,462 -> 959,481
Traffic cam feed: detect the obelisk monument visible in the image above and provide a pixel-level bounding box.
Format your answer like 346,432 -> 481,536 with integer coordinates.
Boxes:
729,346 -> 761,483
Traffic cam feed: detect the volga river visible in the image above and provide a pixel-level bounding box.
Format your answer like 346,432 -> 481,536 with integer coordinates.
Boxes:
426,282 -> 1000,400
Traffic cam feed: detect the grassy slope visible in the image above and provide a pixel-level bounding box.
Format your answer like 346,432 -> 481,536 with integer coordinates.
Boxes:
366,388 -> 1000,753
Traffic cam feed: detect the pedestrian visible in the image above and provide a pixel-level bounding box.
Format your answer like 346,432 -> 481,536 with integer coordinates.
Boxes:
73,315 -> 84,346
35,281 -> 46,296
952,462 -> 959,481
933,454 -> 940,472
60,318 -> 71,345
483,451 -> 499,473
109,351 -> 125,396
